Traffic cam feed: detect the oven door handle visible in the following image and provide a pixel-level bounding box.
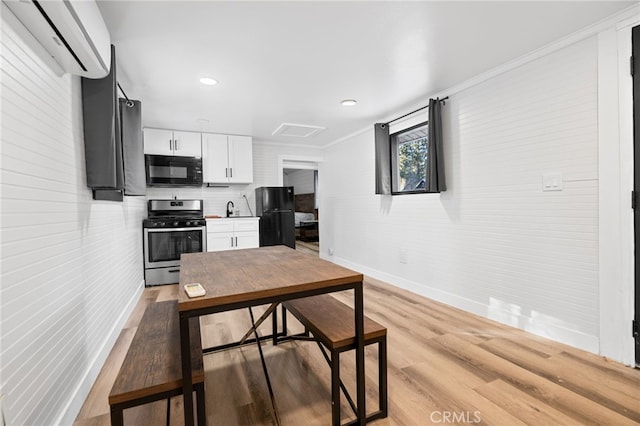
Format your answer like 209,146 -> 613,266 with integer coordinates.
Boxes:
145,226 -> 206,233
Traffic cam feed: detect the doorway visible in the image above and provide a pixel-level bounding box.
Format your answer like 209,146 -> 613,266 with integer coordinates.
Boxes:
278,156 -> 321,255
283,167 -> 319,255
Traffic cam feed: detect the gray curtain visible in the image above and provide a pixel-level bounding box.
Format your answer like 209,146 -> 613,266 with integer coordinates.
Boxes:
119,98 -> 146,196
375,123 -> 391,194
427,98 -> 446,192
82,45 -> 123,193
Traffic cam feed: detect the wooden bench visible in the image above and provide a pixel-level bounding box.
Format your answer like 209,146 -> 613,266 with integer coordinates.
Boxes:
282,294 -> 388,425
109,300 -> 205,426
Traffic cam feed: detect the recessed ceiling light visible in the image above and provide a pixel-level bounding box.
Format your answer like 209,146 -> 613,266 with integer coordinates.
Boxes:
341,99 -> 357,106
199,77 -> 218,86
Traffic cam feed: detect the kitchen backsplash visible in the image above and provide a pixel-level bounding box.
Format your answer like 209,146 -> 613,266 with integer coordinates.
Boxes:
145,185 -> 258,217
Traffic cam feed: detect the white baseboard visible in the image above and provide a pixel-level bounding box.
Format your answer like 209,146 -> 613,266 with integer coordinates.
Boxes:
324,254 -> 600,356
55,281 -> 144,426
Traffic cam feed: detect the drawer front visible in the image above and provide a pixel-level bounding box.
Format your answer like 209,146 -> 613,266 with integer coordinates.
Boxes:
206,220 -> 235,233
233,219 -> 259,232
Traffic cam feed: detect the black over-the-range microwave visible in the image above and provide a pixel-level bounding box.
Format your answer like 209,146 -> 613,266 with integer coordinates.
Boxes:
144,154 -> 203,187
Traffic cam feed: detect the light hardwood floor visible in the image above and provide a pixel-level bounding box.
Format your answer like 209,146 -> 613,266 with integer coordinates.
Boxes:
75,247 -> 640,426
294,240 -> 319,255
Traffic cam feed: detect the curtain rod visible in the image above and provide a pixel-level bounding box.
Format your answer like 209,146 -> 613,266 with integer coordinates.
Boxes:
117,83 -> 134,107
385,96 -> 448,125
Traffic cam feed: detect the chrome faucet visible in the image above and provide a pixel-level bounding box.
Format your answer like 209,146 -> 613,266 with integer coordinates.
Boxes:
226,201 -> 234,217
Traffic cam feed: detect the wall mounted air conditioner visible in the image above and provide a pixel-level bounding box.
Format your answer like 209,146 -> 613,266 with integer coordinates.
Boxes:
3,0 -> 110,78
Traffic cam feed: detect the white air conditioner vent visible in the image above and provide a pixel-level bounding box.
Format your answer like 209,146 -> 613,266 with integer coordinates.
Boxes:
272,123 -> 325,138
4,0 -> 111,78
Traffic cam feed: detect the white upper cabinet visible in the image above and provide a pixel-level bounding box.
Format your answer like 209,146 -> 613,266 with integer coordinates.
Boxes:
202,133 -> 229,182
202,133 -> 253,184
228,135 -> 253,183
144,128 -> 202,157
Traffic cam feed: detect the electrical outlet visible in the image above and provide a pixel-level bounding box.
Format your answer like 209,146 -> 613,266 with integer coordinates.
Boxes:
542,172 -> 563,191
328,247 -> 334,256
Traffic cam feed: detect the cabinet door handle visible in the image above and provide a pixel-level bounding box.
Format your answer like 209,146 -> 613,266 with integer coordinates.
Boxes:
168,269 -> 180,273
235,236 -> 238,247
230,237 -> 234,247
174,139 -> 179,151
169,139 -> 173,151
230,168 -> 233,178
225,168 -> 228,177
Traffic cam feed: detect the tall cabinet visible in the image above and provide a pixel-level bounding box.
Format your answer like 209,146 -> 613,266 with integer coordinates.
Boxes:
202,133 -> 253,184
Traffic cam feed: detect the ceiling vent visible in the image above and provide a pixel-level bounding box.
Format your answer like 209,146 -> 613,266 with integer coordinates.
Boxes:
272,123 -> 325,138
4,0 -> 111,78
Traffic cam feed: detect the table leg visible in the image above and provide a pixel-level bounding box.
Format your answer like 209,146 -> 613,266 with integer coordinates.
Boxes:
272,305 -> 278,346
331,350 -> 341,426
379,337 -> 388,417
238,303 -> 279,346
355,283 -> 365,425
282,305 -> 288,337
180,312 -> 195,426
196,382 -> 206,424
110,406 -> 124,426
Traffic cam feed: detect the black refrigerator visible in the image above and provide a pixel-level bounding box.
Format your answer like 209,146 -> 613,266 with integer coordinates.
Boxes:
255,186 -> 295,249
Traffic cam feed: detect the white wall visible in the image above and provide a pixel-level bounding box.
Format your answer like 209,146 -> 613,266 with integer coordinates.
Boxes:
284,169 -> 315,194
320,33 -> 618,358
0,10 -> 146,425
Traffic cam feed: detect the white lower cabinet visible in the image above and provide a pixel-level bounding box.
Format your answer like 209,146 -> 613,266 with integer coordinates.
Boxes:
206,218 -> 259,251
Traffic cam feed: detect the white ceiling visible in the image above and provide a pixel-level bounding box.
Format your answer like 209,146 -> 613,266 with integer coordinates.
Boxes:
96,1 -> 633,147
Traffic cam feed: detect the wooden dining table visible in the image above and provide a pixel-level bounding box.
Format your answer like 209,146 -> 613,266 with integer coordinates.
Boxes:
177,245 -> 366,425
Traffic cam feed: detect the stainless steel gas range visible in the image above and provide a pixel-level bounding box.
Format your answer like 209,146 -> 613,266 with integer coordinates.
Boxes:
143,199 -> 206,286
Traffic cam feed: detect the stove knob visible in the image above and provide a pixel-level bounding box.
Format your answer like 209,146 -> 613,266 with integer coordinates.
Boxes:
186,221 -> 191,226
173,221 -> 179,227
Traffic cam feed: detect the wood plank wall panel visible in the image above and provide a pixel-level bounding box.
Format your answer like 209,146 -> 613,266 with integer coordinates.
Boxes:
295,193 -> 316,213
320,37 -> 600,353
0,13 -> 146,425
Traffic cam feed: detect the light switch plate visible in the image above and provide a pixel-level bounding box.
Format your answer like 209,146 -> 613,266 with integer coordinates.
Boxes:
542,172 -> 563,191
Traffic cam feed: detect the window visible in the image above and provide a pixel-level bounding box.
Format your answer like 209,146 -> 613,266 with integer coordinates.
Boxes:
390,121 -> 429,194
